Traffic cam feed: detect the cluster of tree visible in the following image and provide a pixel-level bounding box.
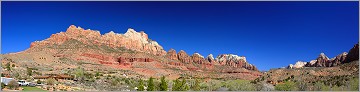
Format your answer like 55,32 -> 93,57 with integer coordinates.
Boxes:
172,78 -> 189,91
135,76 -> 202,91
137,76 -> 168,91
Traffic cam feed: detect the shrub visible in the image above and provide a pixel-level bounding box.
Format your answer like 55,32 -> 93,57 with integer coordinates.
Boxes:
27,68 -> 32,76
7,80 -> 19,90
74,67 -> 85,81
350,78 -> 359,91
95,72 -> 100,77
275,81 -> 297,91
46,78 -> 56,85
225,80 -> 256,91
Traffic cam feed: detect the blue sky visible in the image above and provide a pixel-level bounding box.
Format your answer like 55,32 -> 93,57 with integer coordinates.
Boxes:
2,1 -> 358,71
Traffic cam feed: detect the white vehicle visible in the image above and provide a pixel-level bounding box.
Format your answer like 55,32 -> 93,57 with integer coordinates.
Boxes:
1,77 -> 15,85
17,80 -> 31,86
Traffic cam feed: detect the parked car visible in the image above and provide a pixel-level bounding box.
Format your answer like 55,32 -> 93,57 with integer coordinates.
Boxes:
29,82 -> 37,87
17,80 -> 31,86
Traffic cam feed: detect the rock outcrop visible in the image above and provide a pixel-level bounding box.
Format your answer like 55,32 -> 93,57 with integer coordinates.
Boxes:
206,54 -> 218,65
298,53 -> 346,67
216,54 -> 257,71
314,53 -> 330,67
166,49 -> 178,60
177,50 -> 192,64
344,43 -> 359,63
192,53 -> 205,64
30,25 -> 166,56
330,52 -> 347,66
170,49 -> 258,71
29,25 -> 260,72
287,61 -> 307,69
305,52 -> 348,67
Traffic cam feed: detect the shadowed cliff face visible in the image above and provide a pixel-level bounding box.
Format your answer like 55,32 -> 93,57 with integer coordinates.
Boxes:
344,43 -> 359,63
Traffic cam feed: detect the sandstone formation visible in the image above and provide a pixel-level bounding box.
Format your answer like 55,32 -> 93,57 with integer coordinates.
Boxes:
177,50 -> 192,64
206,54 -> 218,65
287,61 -> 307,69
25,25 -> 261,78
166,49 -> 178,60
192,53 -> 205,64
30,25 -> 166,56
216,54 -> 257,71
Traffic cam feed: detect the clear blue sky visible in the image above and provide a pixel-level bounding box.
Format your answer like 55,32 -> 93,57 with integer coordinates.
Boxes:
2,1 -> 358,71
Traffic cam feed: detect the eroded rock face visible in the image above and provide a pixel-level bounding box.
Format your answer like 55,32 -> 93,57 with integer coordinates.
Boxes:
206,54 -> 218,65
315,53 -> 330,67
177,50 -> 192,63
166,49 -> 178,60
117,57 -> 154,63
344,43 -> 359,63
331,52 -> 347,66
306,52 -> 349,67
192,53 -> 205,64
30,25 -> 166,56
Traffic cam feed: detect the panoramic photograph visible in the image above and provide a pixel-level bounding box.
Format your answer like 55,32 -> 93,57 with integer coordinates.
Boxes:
1,1 -> 359,91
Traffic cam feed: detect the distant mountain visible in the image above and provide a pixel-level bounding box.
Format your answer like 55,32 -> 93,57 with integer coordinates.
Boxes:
258,43 -> 359,87
287,43 -> 358,69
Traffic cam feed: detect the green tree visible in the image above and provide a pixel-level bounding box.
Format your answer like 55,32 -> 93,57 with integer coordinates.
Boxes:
159,76 -> 168,91
137,79 -> 145,91
192,79 -> 201,91
5,62 -> 11,70
147,77 -> 155,91
173,78 -> 189,91
172,79 -> 181,91
180,78 -> 189,91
